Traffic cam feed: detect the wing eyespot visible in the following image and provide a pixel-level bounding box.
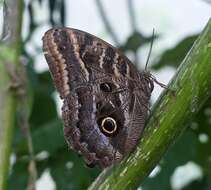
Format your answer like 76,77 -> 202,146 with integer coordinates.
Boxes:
100,117 -> 117,136
100,83 -> 112,92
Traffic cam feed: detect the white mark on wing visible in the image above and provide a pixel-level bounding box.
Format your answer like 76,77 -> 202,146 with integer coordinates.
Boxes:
99,48 -> 106,68
126,63 -> 130,78
43,51 -> 48,55
109,100 -> 115,108
69,30 -> 89,81
113,53 -> 120,78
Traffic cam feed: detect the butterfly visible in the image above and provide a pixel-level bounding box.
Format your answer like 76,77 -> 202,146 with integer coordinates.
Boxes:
42,27 -> 154,168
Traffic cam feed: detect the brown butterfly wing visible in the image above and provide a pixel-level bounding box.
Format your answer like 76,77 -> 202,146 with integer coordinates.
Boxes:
42,27 -> 153,168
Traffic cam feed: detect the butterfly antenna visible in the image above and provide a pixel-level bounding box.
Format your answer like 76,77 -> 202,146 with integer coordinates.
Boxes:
145,28 -> 155,71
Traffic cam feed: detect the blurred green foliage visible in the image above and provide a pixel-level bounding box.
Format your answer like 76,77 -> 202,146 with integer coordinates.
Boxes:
152,35 -> 198,69
8,0 -> 211,189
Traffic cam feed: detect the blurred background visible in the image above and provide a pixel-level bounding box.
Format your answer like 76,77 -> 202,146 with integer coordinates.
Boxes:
1,0 -> 211,189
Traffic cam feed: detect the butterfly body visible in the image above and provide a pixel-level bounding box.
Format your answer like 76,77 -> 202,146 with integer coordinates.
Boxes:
42,28 -> 153,168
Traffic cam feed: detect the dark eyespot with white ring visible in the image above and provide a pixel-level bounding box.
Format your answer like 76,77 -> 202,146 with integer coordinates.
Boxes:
100,83 -> 112,92
100,117 -> 117,136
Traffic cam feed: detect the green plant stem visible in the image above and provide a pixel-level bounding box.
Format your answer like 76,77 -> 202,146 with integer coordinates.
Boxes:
88,19 -> 211,190
0,0 -> 23,189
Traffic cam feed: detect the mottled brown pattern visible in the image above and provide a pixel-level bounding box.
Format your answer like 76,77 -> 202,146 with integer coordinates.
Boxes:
42,27 -> 154,168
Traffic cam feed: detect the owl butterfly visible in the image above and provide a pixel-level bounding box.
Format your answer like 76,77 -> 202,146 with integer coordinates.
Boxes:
42,28 -> 154,168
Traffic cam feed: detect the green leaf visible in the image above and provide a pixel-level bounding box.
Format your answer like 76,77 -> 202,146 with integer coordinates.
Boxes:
152,35 -> 198,70
9,160 -> 28,190
15,119 -> 65,156
121,31 -> 157,52
29,71 -> 58,127
181,177 -> 210,190
191,98 -> 211,175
